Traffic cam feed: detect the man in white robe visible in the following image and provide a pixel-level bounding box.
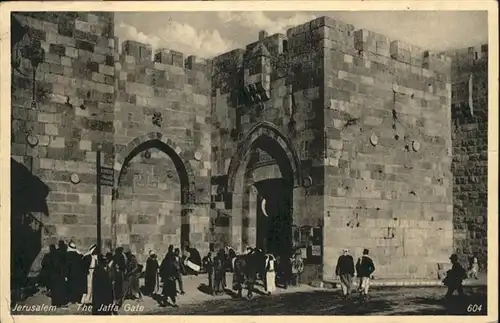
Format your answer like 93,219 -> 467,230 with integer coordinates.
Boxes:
81,244 -> 98,304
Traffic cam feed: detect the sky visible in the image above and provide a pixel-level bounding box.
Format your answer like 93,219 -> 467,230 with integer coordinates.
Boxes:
114,11 -> 488,59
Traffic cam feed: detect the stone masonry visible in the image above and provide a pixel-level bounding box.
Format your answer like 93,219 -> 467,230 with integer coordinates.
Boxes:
11,12 -> 488,280
11,12 -> 212,265
447,45 -> 488,268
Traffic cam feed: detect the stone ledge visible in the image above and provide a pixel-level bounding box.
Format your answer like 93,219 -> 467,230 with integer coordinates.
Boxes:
314,278 -> 487,289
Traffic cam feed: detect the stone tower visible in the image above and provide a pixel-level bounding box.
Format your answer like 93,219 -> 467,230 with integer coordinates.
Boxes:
211,17 -> 454,280
447,45 -> 488,268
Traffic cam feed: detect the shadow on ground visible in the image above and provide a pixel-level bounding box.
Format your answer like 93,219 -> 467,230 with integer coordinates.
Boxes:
150,286 -> 488,315
395,288 -> 488,315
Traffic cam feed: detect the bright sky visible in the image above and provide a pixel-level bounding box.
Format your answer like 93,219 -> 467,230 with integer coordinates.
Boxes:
114,11 -> 488,59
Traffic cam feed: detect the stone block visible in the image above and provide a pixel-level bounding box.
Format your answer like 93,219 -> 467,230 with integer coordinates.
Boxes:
390,40 -> 412,64
354,29 -> 378,53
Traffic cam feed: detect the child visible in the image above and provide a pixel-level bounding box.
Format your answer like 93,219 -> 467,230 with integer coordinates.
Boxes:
468,252 -> 479,279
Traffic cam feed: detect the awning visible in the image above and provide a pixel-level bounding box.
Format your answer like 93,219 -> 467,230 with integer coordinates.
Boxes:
11,158 -> 50,215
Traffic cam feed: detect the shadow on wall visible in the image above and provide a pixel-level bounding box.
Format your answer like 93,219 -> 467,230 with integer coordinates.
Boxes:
10,158 -> 50,299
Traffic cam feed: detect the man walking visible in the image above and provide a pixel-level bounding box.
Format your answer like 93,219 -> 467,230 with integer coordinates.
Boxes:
356,248 -> 375,302
203,251 -> 216,295
443,253 -> 467,299
335,248 -> 355,299
174,248 -> 185,295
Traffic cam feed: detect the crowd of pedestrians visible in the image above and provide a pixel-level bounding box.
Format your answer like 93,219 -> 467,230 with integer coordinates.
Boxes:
37,240 -> 307,314
37,239 -> 477,314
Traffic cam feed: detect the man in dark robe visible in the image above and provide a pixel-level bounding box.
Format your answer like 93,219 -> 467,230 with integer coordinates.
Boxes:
92,253 -> 115,315
51,241 -> 68,308
233,247 -> 255,299
202,251 -> 215,295
443,253 -> 467,299
335,248 -> 355,299
227,247 -> 237,272
143,250 -> 159,296
124,250 -> 142,301
278,253 -> 292,289
112,247 -> 127,308
166,245 -> 175,259
214,249 -> 226,295
66,241 -> 85,304
174,248 -> 185,294
244,248 -> 258,299
159,251 -> 178,307
39,244 -> 56,294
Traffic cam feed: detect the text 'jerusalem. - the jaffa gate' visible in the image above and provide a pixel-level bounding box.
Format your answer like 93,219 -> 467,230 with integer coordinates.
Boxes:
11,12 -> 487,283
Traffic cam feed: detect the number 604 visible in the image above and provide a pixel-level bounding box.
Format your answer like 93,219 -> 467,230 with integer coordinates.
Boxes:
467,304 -> 483,312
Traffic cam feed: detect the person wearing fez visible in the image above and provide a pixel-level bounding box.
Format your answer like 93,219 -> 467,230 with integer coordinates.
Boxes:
356,248 -> 375,301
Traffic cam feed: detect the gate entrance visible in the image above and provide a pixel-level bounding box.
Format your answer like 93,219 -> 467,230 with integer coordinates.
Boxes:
227,122 -> 302,254
254,178 -> 293,257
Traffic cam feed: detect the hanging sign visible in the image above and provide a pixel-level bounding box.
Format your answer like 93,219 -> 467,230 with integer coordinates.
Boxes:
311,245 -> 321,256
100,166 -> 114,187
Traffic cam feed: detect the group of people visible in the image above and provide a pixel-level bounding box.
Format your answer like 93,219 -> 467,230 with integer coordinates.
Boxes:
39,241 -> 101,308
335,248 -> 376,301
144,244 -> 306,302
335,248 -> 480,302
38,239 -> 309,314
142,245 -> 196,307
39,240 -> 145,314
39,239 -> 478,311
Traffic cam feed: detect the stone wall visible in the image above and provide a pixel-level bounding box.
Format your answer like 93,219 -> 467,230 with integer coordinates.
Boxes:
448,45 -> 488,269
319,17 -> 454,279
11,12 -> 213,264
113,38 -> 213,258
11,11 -> 486,280
11,12 -> 116,252
211,16 -> 454,279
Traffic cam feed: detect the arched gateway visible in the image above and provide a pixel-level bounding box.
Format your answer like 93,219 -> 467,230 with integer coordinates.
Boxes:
110,132 -> 196,263
226,122 -> 302,255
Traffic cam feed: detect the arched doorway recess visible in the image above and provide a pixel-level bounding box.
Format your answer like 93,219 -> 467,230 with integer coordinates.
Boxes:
226,122 -> 302,255
111,132 -> 196,263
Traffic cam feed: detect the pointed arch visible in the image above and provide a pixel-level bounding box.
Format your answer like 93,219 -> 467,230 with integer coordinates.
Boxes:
113,132 -> 196,205
226,121 -> 302,192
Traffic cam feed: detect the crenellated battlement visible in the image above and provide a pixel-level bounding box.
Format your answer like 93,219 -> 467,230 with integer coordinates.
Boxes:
214,16 -> 453,80
117,39 -> 212,74
445,44 -> 488,61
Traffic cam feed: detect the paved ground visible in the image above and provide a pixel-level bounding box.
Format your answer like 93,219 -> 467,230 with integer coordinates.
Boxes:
12,273 -> 488,316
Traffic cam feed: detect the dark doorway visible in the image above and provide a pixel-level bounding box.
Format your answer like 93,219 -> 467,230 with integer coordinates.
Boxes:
254,178 -> 293,257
